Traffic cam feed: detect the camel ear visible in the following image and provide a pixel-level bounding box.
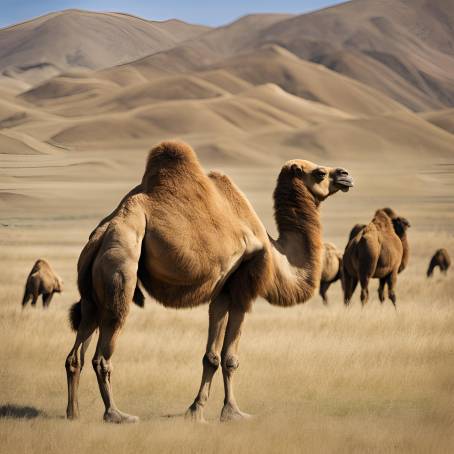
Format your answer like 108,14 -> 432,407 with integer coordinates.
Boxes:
291,164 -> 303,177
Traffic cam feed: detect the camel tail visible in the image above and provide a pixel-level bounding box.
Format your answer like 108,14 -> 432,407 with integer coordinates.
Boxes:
69,301 -> 82,331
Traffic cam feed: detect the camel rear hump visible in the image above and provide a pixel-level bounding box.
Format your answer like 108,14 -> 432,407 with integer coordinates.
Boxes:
142,141 -> 206,191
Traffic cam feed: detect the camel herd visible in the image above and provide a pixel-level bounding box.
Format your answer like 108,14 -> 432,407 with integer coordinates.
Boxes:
20,141 -> 450,423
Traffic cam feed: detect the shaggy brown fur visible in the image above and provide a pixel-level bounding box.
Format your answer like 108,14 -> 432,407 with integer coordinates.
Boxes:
64,141 -> 353,424
319,242 -> 343,304
343,208 -> 410,307
427,248 -> 451,277
22,259 -> 63,309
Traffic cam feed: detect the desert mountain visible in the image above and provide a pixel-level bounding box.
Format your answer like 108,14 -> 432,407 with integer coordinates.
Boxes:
99,0 -> 454,111
1,1 -> 454,167
0,9 -> 210,84
256,0 -> 454,110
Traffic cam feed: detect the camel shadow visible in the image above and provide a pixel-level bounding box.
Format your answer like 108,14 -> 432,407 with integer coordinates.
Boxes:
0,404 -> 45,420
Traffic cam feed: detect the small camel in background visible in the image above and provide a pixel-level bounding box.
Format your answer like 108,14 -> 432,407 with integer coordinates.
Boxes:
343,208 -> 410,307
319,242 -> 343,304
22,259 -> 63,308
427,249 -> 451,277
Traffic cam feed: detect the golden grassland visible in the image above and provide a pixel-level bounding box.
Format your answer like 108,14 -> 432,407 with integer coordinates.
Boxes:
0,225 -> 453,453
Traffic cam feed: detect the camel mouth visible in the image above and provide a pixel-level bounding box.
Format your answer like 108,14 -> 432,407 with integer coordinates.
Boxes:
335,176 -> 354,192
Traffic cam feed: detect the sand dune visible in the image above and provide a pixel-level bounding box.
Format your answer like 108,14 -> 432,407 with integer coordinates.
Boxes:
20,77 -> 119,104
0,131 -> 41,154
421,108 -> 454,135
98,75 -> 228,110
46,80 -> 358,148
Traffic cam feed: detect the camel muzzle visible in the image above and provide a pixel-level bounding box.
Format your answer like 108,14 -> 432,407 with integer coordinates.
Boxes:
334,169 -> 354,192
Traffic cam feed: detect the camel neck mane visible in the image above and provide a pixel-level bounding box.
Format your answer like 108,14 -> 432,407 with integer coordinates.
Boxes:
273,169 -> 321,240
264,169 -> 323,306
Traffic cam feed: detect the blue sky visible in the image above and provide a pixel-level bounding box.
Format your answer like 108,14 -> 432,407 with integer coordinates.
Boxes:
0,1 -> 346,28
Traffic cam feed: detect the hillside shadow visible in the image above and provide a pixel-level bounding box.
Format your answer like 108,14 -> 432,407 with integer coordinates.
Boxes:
0,404 -> 45,420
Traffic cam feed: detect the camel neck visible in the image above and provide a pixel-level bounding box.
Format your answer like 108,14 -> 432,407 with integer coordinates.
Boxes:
264,172 -> 323,306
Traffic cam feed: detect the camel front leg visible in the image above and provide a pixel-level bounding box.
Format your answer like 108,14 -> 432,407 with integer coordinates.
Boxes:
378,277 -> 387,303
186,294 -> 229,422
220,303 -> 250,422
42,292 -> 53,308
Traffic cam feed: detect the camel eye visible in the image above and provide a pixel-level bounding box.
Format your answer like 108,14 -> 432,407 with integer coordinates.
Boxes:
313,169 -> 327,180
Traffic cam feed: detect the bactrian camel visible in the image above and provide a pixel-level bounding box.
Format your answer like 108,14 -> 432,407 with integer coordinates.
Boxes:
319,242 -> 343,304
427,249 -> 451,277
343,208 -> 410,307
65,141 -> 353,424
22,259 -> 63,308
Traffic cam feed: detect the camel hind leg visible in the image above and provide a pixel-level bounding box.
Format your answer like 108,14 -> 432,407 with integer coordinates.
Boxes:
92,269 -> 138,424
65,308 -> 97,420
319,281 -> 331,305
343,271 -> 358,306
378,277 -> 387,303
387,271 -> 398,309
359,273 -> 370,306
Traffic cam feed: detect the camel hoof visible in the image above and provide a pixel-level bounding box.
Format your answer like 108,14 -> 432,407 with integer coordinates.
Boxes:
103,409 -> 139,424
185,403 -> 207,423
66,412 -> 79,421
220,403 -> 253,422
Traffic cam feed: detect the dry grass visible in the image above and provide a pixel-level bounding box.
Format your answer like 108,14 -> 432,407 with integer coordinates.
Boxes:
0,225 -> 453,454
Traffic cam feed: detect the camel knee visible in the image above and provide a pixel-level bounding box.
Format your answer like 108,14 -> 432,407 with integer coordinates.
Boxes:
203,352 -> 220,370
65,353 -> 80,375
92,357 -> 112,379
222,354 -> 239,373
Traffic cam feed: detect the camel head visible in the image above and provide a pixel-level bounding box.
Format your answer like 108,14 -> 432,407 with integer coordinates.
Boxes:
392,217 -> 411,237
284,159 -> 353,202
55,276 -> 64,293
377,207 -> 410,238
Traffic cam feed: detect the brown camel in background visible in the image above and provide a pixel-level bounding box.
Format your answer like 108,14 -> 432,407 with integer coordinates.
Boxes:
319,242 -> 343,304
22,259 -> 63,308
427,249 -> 451,277
64,140 -> 353,424
343,208 -> 410,307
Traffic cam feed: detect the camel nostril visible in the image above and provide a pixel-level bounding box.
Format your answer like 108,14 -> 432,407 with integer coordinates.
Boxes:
336,168 -> 348,176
